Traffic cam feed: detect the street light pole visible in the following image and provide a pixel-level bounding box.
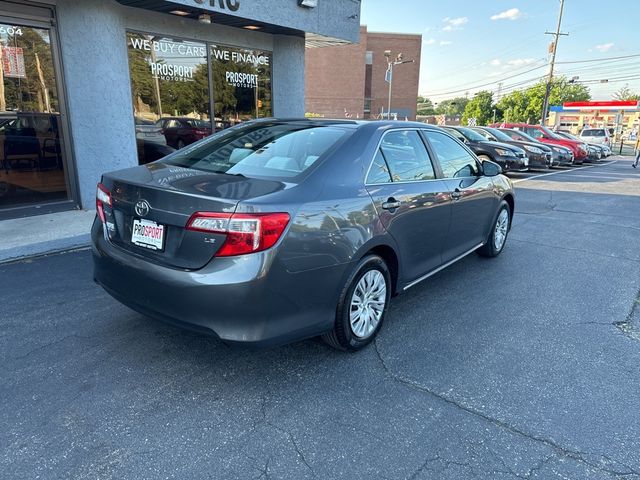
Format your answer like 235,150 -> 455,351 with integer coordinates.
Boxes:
384,50 -> 414,120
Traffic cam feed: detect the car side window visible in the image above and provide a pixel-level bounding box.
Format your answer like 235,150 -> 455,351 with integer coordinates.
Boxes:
526,128 -> 544,139
445,128 -> 467,143
424,130 -> 480,178
166,120 -> 179,129
366,150 -> 392,184
378,130 -> 435,182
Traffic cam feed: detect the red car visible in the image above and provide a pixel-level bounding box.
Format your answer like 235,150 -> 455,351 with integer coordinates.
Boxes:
491,122 -> 588,163
155,117 -> 212,149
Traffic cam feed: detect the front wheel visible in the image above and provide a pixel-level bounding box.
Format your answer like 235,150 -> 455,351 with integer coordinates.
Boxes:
322,255 -> 391,351
478,201 -> 511,258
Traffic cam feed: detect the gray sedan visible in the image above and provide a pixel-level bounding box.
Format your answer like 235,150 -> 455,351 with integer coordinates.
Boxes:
92,119 -> 514,351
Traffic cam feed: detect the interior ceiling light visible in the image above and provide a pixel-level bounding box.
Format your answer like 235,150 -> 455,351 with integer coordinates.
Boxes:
170,10 -> 190,16
198,13 -> 212,24
243,25 -> 261,30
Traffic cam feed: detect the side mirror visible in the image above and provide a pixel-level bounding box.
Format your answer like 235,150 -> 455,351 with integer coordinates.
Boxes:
482,159 -> 502,177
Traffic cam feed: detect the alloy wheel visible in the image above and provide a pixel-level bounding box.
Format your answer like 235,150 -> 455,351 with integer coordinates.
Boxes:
349,270 -> 387,338
494,209 -> 509,251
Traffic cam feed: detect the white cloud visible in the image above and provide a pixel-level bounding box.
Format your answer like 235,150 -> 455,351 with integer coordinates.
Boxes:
490,59 -> 501,66
507,58 -> 536,66
594,42 -> 614,52
425,38 -> 436,45
442,16 -> 468,31
439,41 -> 452,46
491,8 -> 523,21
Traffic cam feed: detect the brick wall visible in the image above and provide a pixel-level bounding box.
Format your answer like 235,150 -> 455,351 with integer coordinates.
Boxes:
305,27 -> 367,119
305,27 -> 421,121
366,32 -> 421,120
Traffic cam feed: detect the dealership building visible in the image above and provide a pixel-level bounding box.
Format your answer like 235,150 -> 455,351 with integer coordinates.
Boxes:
0,0 -> 360,220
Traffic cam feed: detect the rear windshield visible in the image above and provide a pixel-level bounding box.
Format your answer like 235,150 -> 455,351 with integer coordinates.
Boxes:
582,129 -> 605,137
184,119 -> 210,129
456,127 -> 487,142
483,127 -> 513,142
162,122 -> 350,179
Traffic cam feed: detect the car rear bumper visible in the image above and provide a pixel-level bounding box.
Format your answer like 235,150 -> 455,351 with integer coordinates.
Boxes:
92,220 -> 343,348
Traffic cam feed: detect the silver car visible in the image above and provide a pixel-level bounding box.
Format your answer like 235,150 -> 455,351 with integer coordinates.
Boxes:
92,119 -> 515,351
579,128 -> 611,147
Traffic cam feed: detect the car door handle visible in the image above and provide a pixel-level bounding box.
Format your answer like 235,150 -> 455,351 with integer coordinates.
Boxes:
451,189 -> 462,200
382,199 -> 402,210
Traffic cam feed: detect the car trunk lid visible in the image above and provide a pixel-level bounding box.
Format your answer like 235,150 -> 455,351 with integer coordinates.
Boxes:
100,163 -> 285,269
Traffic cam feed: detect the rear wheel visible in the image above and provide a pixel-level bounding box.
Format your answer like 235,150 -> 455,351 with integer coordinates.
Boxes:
478,201 -> 510,258
322,255 -> 391,351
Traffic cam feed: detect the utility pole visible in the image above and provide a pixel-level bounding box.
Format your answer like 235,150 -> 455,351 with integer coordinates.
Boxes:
540,0 -> 568,125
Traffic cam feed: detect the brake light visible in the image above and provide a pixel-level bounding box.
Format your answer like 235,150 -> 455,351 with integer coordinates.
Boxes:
186,212 -> 290,256
96,183 -> 112,223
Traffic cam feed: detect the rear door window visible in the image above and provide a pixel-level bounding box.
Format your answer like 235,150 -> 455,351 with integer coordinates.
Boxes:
424,130 -> 480,178
378,130 -> 435,182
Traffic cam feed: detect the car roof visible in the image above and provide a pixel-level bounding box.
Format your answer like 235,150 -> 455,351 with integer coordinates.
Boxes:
239,118 -> 446,133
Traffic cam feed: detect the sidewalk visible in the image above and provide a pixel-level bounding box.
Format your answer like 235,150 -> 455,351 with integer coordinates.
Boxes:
0,209 -> 95,264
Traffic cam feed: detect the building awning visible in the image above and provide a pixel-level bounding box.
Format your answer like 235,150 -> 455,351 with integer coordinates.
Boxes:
115,0 -> 360,46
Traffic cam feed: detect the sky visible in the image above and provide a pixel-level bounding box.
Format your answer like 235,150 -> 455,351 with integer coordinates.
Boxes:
360,0 -> 640,104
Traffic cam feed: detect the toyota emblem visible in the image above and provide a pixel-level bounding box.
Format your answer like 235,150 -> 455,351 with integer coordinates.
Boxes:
134,200 -> 151,217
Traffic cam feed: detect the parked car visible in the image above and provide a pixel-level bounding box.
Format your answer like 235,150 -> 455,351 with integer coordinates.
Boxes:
155,117 -> 212,149
136,139 -> 176,165
498,128 -> 575,166
471,126 -> 552,169
441,126 -> 528,172
493,123 -> 588,164
93,119 -> 515,351
580,128 -> 611,146
134,117 -> 166,145
556,131 -> 610,159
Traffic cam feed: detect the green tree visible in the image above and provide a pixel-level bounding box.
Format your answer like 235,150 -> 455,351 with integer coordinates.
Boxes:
461,91 -> 494,125
613,84 -> 640,101
435,97 -> 468,117
417,96 -> 435,116
496,77 -> 590,123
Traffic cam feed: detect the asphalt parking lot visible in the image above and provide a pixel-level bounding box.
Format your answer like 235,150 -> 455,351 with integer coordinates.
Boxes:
2,156 -> 640,479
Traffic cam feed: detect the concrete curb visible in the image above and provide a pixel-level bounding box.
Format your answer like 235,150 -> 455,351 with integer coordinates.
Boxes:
0,234 -> 91,264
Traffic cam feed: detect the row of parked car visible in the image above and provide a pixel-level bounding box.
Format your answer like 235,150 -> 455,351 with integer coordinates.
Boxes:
439,123 -> 612,174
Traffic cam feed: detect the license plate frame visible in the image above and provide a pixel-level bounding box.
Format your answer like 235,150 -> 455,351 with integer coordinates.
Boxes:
131,218 -> 165,251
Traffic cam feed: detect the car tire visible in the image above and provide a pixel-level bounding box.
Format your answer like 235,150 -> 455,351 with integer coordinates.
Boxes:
177,139 -> 186,149
478,201 -> 511,258
322,255 -> 391,352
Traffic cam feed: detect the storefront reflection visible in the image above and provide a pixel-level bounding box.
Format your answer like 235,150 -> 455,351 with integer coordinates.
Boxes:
0,24 -> 68,209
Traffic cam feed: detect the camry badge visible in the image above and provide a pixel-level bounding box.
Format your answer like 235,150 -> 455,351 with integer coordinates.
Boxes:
134,200 -> 151,217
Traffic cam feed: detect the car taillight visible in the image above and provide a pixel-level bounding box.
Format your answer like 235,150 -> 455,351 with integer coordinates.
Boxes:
186,212 -> 290,256
96,183 -> 111,223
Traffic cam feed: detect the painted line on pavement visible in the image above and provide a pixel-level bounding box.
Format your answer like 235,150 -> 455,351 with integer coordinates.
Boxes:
512,160 -> 618,184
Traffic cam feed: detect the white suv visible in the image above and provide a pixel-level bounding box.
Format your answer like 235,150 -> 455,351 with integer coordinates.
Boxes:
580,128 -> 610,146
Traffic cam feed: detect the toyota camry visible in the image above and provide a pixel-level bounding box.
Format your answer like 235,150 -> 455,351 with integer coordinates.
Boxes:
92,119 -> 515,351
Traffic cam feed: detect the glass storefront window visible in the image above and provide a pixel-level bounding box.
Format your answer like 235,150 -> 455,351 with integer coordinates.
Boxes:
0,23 -> 68,209
126,32 -> 273,163
210,44 -> 272,130
127,33 -> 210,163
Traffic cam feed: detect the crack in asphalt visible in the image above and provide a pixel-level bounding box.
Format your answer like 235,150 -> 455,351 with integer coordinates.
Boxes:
372,339 -> 640,478
614,288 -> 640,343
267,422 -> 316,478
407,455 -> 440,480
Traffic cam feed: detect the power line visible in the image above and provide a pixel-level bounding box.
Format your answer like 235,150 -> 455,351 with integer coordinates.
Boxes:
556,53 -> 640,64
427,63 -> 548,96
